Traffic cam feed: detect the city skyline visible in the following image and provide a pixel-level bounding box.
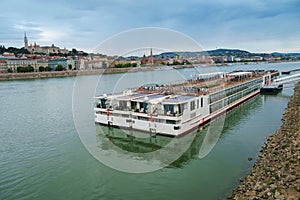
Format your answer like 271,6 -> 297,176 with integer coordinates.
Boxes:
1,0 -> 300,54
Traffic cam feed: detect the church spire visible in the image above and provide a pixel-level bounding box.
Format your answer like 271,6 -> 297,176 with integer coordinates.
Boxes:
148,48 -> 154,66
24,32 -> 28,49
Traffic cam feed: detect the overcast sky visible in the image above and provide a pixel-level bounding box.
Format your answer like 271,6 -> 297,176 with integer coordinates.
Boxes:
1,0 -> 299,54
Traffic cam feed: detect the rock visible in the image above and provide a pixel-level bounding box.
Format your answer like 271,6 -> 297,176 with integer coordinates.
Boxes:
287,196 -> 299,200
254,183 -> 263,192
270,184 -> 277,190
286,174 -> 297,182
247,191 -> 256,197
274,190 -> 280,197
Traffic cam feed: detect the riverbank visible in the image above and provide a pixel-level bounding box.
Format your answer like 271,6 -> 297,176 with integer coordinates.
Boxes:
0,67 -> 155,81
231,82 -> 300,199
0,65 -> 197,81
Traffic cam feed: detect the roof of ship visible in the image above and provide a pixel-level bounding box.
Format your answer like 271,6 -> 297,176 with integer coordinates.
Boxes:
116,93 -> 148,100
163,95 -> 195,104
133,94 -> 167,102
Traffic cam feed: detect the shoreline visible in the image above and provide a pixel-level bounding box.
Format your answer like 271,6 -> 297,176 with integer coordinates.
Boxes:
1,61 -> 299,82
231,82 -> 300,199
0,67 -> 154,81
0,65 -> 196,81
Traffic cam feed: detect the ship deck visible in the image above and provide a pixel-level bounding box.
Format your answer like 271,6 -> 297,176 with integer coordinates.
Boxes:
134,71 -> 268,97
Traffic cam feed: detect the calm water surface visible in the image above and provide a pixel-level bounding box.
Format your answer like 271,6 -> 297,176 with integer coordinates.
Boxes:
0,62 -> 299,199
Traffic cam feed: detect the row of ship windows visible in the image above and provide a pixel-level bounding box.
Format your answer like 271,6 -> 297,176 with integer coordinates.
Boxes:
210,78 -> 262,103
95,111 -> 180,124
210,85 -> 260,113
97,98 -> 204,116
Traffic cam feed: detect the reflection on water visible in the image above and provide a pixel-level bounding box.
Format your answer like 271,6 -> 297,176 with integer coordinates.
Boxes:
95,95 -> 262,168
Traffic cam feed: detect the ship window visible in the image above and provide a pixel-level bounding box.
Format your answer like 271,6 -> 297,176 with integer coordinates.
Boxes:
164,104 -> 174,115
174,126 -> 180,130
122,114 -> 130,118
100,99 -> 107,108
178,103 -> 186,114
190,101 -> 195,111
139,102 -> 148,113
201,97 -> 203,107
166,120 -> 177,124
197,99 -> 199,109
137,116 -> 149,121
119,101 -> 127,110
131,101 -> 137,110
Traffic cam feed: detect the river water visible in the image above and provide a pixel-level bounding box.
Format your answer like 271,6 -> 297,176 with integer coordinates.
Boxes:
0,62 -> 299,199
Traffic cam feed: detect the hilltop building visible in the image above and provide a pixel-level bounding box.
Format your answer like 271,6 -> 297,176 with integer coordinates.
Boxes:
24,32 -> 68,54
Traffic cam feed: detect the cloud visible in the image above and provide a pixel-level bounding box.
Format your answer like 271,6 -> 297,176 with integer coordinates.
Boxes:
0,0 -> 299,53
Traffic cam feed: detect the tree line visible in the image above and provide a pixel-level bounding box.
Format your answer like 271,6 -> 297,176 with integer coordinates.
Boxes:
0,45 -> 29,55
8,64 -> 67,73
114,63 -> 137,68
0,45 -> 87,57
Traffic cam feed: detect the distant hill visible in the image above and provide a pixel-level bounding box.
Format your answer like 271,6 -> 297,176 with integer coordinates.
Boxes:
271,52 -> 300,57
157,49 -> 300,59
141,48 -> 300,59
207,49 -> 251,57
157,49 -> 253,58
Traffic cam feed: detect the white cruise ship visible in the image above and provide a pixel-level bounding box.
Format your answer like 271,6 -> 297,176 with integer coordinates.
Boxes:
94,70 -> 278,137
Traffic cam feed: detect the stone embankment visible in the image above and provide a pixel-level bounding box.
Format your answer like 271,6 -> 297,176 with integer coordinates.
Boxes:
0,67 -> 155,81
231,82 -> 300,199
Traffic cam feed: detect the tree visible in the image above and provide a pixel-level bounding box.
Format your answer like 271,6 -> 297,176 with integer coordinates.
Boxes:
7,47 -> 29,54
17,66 -> 24,73
114,64 -> 122,68
71,48 -> 78,55
39,66 -> 45,72
55,64 -> 65,71
45,66 -> 51,71
7,68 -> 13,73
124,63 -> 131,68
25,65 -> 34,72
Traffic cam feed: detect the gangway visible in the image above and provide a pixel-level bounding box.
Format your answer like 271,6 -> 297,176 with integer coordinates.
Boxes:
261,73 -> 300,94
273,73 -> 300,85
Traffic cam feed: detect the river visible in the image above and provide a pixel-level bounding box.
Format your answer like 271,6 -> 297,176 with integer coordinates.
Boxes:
0,62 -> 299,199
